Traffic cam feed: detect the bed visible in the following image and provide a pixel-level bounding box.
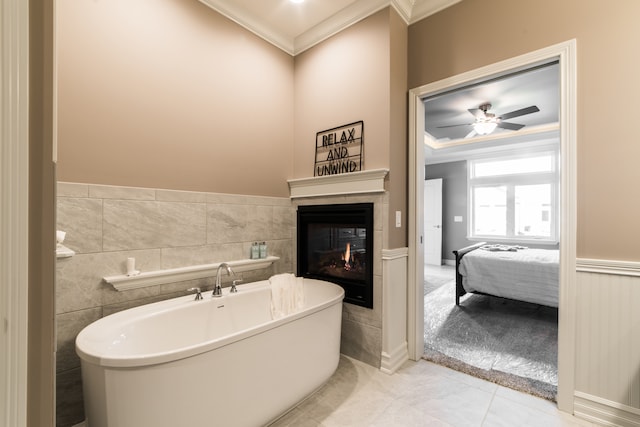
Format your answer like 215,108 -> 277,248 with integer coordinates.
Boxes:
453,242 -> 559,307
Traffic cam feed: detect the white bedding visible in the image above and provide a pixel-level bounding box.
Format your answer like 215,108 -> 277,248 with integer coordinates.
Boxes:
459,247 -> 559,307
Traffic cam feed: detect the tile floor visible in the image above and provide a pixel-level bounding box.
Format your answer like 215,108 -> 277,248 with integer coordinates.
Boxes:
269,355 -> 597,427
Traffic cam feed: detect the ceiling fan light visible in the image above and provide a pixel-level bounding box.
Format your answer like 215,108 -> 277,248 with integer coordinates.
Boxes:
474,121 -> 498,135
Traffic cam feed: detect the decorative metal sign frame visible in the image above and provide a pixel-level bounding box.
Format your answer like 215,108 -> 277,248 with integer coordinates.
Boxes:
314,121 -> 364,177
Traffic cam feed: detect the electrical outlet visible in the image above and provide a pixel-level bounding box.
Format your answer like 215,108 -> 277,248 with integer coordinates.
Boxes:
454,216 -> 463,223
395,211 -> 402,227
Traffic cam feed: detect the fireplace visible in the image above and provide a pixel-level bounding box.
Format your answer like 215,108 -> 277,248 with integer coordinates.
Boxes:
297,203 -> 373,308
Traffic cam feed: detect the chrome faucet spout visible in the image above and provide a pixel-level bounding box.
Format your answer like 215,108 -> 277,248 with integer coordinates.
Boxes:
212,262 -> 234,297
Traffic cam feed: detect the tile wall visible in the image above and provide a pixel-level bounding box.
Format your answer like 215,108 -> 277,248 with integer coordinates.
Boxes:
55,182 -> 294,426
292,193 -> 389,369
55,182 -> 388,426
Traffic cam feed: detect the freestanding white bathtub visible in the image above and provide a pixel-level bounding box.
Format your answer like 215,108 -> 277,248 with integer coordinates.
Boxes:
76,278 -> 344,427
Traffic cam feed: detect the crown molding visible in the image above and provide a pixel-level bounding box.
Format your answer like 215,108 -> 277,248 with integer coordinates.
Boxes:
197,0 -> 295,54
410,0 -> 463,24
293,0 -> 390,55
199,0 -> 461,56
391,0 -> 416,23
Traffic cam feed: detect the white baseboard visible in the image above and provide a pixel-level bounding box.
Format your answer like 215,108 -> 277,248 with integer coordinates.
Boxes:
574,392 -> 640,427
72,422 -> 87,427
380,341 -> 409,375
443,259 -> 455,266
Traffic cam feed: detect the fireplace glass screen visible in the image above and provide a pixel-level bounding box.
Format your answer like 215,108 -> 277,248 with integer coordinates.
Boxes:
297,203 -> 373,308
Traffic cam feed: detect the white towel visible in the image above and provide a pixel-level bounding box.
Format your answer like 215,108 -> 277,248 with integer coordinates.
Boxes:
269,273 -> 305,319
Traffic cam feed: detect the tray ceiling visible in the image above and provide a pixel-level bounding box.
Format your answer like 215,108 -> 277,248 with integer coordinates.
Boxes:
423,62 -> 561,164
198,0 -> 462,55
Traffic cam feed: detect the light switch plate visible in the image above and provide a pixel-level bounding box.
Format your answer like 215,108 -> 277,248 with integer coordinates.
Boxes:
454,216 -> 463,222
395,211 -> 401,227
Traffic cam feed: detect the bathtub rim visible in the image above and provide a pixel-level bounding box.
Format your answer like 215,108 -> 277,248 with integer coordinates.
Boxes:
76,278 -> 344,369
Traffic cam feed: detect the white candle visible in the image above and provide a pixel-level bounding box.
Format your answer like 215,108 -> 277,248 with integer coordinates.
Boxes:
126,257 -> 136,275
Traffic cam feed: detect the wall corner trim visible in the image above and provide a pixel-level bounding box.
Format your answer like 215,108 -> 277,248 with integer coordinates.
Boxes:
381,247 -> 408,374
380,341 -> 409,374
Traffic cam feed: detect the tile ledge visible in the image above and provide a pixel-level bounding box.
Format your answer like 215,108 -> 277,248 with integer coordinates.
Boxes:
103,256 -> 279,291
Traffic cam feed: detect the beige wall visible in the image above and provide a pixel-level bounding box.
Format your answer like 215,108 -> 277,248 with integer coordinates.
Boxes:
57,0 -> 294,197
408,0 -> 640,261
294,8 -> 408,247
58,2 -> 409,242
29,0 -> 56,425
293,10 -> 390,176
388,10 -> 408,249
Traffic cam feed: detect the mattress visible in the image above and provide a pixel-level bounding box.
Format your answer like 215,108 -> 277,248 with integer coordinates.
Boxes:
459,247 -> 559,307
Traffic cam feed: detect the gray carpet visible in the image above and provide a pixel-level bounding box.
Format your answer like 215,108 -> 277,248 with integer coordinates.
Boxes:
423,279 -> 558,401
424,275 -> 453,295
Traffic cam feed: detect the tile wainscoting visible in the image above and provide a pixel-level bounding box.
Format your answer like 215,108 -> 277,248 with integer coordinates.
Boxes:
55,182 -> 398,426
55,182 -> 295,426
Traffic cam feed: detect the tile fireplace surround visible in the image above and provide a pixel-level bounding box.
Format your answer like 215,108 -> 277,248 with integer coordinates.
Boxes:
289,169 -> 408,375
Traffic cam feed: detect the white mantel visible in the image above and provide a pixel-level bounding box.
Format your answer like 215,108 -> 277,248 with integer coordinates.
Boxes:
287,168 -> 389,198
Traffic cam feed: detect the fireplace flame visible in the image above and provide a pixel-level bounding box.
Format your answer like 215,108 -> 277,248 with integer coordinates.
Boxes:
342,242 -> 352,271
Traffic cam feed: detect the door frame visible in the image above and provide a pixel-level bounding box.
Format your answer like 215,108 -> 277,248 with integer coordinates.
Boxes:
407,40 -> 577,412
1,0 -> 30,424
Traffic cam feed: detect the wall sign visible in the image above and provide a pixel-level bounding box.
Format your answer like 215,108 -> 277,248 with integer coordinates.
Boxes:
314,121 -> 363,177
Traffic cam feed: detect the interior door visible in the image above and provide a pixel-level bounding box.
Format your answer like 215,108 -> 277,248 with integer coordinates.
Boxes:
424,178 -> 443,265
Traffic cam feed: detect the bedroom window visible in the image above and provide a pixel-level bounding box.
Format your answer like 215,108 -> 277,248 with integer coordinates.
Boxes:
468,151 -> 559,243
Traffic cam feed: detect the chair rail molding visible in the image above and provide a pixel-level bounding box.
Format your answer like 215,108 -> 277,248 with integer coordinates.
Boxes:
576,257 -> 640,277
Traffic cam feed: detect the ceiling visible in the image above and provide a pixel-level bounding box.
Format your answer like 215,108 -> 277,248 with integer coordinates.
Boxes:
425,62 -> 560,141
424,62 -> 561,163
197,0 -> 463,55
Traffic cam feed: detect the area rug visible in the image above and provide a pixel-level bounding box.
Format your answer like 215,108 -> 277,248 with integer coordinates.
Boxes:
424,274 -> 454,295
423,280 -> 558,401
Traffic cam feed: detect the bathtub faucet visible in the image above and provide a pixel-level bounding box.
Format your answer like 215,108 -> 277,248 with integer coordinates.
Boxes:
212,262 -> 235,297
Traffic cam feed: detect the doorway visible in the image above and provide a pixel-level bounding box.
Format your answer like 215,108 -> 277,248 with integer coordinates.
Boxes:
408,40 -> 577,411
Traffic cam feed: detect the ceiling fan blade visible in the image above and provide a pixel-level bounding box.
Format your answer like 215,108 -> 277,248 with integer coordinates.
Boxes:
468,108 -> 485,119
436,123 -> 473,128
497,121 -> 525,131
464,129 -> 477,139
498,105 -> 540,121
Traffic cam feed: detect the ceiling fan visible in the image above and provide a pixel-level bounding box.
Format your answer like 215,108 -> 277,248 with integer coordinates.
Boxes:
438,103 -> 540,138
